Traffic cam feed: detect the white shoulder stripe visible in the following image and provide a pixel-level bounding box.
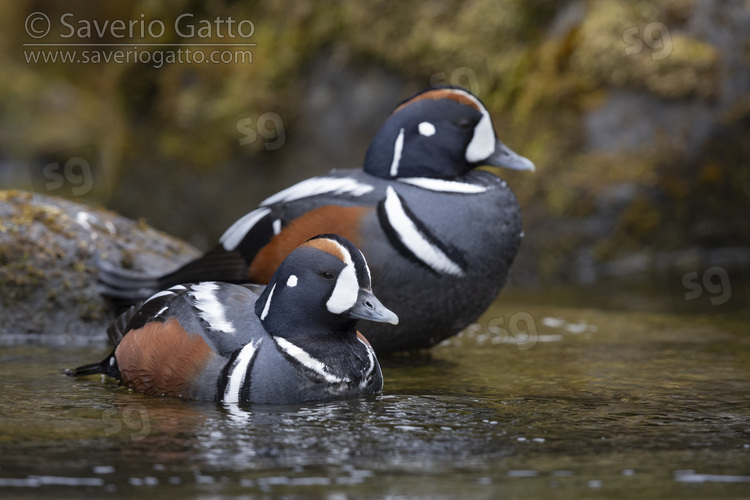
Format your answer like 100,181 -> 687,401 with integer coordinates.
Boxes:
382,186 -> 465,277
220,207 -> 272,251
260,176 -> 374,206
188,282 -> 236,334
397,177 -> 489,193
273,337 -> 349,384
223,339 -> 261,403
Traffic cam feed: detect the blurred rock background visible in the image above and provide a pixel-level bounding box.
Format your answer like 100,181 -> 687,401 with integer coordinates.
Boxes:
1,0 -> 749,288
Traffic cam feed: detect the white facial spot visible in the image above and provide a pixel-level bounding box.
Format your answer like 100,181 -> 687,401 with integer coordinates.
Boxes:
418,121 -> 436,137
324,240 -> 360,315
465,112 -> 496,163
444,88 -> 496,164
286,275 -> 298,288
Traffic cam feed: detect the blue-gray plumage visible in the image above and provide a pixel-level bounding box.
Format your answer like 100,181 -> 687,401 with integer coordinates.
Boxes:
68,235 -> 396,404
98,86 -> 534,353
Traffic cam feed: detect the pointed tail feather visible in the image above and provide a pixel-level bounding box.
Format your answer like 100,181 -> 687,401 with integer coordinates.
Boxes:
97,245 -> 250,305
106,304 -> 142,345
64,354 -> 119,379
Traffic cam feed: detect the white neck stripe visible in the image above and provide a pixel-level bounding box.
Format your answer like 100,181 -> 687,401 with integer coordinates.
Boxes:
397,177 -> 489,194
260,283 -> 276,321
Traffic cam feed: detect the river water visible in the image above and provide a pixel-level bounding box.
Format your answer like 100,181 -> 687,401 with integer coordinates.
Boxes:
0,284 -> 748,499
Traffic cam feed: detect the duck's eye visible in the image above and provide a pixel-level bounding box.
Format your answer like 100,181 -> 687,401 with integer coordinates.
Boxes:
321,271 -> 335,280
456,117 -> 474,130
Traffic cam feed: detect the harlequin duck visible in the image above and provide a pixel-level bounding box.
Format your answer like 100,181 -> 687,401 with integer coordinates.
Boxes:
69,235 -> 397,404
99,85 -> 534,353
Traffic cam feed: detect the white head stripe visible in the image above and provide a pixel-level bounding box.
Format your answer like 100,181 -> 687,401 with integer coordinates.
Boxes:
260,177 -> 373,206
389,127 -> 405,177
260,283 -> 276,321
188,282 -> 236,333
220,207 -> 272,251
286,275 -> 298,288
325,240 -> 360,314
274,337 -> 349,384
223,339 -> 261,403
382,186 -> 464,276
418,121 -> 436,136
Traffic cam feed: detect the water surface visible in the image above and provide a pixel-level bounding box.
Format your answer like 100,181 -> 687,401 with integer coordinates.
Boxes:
1,287 -> 748,499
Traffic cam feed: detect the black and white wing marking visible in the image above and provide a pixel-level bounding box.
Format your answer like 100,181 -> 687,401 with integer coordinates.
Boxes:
219,173 -> 376,253
184,282 -> 262,356
106,284 -> 191,345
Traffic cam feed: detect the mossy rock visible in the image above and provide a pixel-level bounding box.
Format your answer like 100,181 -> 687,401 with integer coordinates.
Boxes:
0,190 -> 199,341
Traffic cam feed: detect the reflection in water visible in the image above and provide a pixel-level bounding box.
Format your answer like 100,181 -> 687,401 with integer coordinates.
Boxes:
189,395 -> 511,474
0,296 -> 748,498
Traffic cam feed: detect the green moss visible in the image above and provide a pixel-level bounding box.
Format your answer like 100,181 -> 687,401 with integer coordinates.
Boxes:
569,0 -> 719,100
